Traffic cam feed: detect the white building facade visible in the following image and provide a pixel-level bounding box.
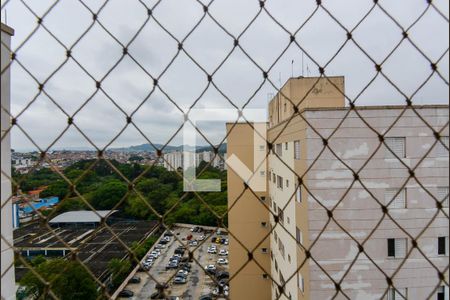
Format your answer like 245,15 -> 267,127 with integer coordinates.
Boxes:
1,22 -> 15,300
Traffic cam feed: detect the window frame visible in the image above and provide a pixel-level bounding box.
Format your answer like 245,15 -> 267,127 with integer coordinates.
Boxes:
385,137 -> 406,159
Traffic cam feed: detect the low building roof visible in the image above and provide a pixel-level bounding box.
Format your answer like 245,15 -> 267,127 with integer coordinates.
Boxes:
49,210 -> 118,224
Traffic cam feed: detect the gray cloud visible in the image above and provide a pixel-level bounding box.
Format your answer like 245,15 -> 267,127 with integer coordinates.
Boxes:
2,0 -> 448,150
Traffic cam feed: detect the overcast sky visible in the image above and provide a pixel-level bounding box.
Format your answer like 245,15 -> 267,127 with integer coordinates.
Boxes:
1,0 -> 448,151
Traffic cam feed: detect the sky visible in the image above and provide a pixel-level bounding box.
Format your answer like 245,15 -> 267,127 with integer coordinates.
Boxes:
1,0 -> 449,151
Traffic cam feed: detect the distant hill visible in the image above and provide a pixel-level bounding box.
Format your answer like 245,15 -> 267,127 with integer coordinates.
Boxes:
110,143 -> 227,153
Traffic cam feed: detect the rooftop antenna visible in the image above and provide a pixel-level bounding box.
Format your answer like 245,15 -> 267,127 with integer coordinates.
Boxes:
291,59 -> 294,78
302,51 -> 305,77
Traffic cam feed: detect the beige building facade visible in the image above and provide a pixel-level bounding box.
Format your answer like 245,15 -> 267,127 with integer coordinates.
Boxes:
227,76 -> 449,300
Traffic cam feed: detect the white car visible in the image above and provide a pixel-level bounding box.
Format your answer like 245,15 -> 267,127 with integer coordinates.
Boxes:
217,258 -> 228,265
163,236 -> 171,242
218,249 -> 228,256
155,244 -> 166,249
205,264 -> 216,271
198,235 -> 205,241
177,270 -> 189,277
189,240 -> 198,247
207,248 -> 217,254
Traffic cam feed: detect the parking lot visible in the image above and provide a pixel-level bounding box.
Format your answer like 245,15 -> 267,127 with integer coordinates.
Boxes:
119,225 -> 229,300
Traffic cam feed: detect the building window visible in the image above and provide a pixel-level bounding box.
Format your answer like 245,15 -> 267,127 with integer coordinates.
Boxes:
276,143 -> 283,156
273,173 -> 276,183
284,103 -> 287,112
278,207 -> 284,224
298,273 -> 305,292
288,254 -> 291,263
262,273 -> 269,279
438,136 -> 449,157
260,196 -> 266,201
279,241 -> 285,258
287,217 -> 290,224
438,186 -> 449,208
259,144 -> 265,151
387,238 -> 407,258
262,248 -> 268,254
438,236 -> 448,256
286,179 -> 289,188
294,140 -> 301,160
437,286 -> 446,300
260,170 -> 265,176
387,288 -> 407,300
261,222 -> 268,228
385,188 -> 406,209
385,137 -> 406,158
277,175 -> 283,190
296,227 -> 303,245
275,260 -> 278,272
285,142 -> 288,150
296,185 -> 302,203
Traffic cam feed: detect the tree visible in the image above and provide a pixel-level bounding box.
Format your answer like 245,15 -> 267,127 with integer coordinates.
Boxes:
91,180 -> 127,209
108,258 -> 131,288
40,180 -> 69,199
20,259 -> 98,300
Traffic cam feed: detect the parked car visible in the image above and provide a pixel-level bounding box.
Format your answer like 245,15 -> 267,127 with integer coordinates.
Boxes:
155,243 -> 166,249
177,269 -> 189,277
118,290 -> 134,297
211,237 -> 217,243
217,258 -> 228,265
218,278 -> 229,287
166,262 -> 178,270
187,234 -> 193,240
189,240 -> 198,247
199,294 -> 214,300
205,264 -> 216,272
198,235 -> 206,241
216,271 -> 229,280
167,297 -> 180,300
207,248 -> 217,254
128,276 -> 141,284
173,276 -> 187,284
164,231 -> 174,237
218,249 -> 228,256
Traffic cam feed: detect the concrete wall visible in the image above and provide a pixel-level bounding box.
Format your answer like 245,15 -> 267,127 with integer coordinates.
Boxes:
304,107 -> 449,299
1,22 -> 15,300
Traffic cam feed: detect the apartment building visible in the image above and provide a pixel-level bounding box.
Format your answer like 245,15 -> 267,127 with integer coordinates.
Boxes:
227,76 -> 449,300
163,150 -> 227,171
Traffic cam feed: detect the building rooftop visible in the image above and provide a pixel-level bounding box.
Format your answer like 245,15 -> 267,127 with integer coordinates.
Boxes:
49,210 -> 118,224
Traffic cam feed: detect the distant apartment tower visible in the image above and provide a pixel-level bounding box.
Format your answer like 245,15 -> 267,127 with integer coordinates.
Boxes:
227,76 -> 449,300
1,23 -> 15,300
163,150 -> 228,171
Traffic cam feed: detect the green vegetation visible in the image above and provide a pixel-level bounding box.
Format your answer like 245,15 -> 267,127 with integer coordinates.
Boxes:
19,258 -> 98,300
131,235 -> 158,260
107,258 -> 132,288
15,159 -> 228,226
